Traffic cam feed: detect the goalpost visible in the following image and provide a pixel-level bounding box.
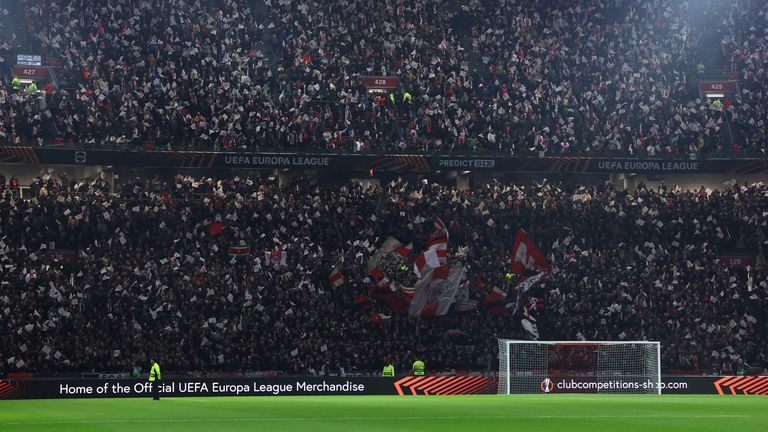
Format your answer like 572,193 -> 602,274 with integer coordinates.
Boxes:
497,340 -> 661,394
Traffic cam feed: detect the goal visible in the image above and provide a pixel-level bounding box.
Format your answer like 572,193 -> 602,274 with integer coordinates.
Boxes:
497,340 -> 661,394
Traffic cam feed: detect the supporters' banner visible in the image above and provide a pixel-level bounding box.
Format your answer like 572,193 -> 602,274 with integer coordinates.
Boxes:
413,218 -> 449,277
510,230 -> 548,274
409,264 -> 466,317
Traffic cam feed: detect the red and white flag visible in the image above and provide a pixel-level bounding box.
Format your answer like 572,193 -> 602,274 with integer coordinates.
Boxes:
370,312 -> 392,327
265,250 -> 287,269
510,229 -> 548,274
401,286 -> 415,300
483,229 -> 549,316
413,218 -> 449,277
482,286 -> 508,305
512,270 -> 546,309
409,263 -> 466,317
329,268 -> 344,287
367,237 -> 412,281
368,283 -> 409,312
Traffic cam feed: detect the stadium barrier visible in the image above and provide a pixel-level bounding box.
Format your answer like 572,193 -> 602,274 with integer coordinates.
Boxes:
0,376 -> 766,399
1,146 -> 767,174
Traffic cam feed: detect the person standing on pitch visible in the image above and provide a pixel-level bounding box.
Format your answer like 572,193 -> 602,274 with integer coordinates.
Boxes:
412,358 -> 425,376
149,357 -> 161,400
382,360 -> 395,377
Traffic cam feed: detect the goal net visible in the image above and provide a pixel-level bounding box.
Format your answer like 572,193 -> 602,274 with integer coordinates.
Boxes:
497,340 -> 661,394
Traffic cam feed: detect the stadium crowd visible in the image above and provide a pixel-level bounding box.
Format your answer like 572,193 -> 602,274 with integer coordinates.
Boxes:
718,0 -> 768,155
0,172 -> 766,376
0,0 -> 765,155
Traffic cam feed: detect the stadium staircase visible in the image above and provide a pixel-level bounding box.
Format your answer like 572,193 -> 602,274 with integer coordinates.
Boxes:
251,0 -> 281,75
444,0 -> 485,77
685,3 -> 746,153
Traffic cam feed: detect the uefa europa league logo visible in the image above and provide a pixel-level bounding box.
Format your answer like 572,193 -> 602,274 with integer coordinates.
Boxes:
540,378 -> 554,393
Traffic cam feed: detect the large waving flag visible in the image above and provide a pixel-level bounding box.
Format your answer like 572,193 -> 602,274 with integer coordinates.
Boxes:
413,218 -> 449,277
365,237 -> 413,313
367,237 -> 412,281
510,229 -> 549,274
409,263 -> 466,317
483,230 -> 548,318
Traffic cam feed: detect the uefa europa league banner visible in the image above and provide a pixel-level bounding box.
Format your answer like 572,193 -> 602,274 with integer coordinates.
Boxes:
0,376 -> 497,400
3,146 -> 768,174
0,376 -> 765,399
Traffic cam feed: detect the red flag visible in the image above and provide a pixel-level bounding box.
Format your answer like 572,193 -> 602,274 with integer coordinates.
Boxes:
371,313 -> 383,326
354,295 -> 372,312
368,284 -> 409,312
209,222 -> 223,236
413,218 -> 449,277
474,275 -> 486,291
488,305 -> 512,316
510,229 -> 548,274
370,312 -> 391,327
482,287 -> 507,305
329,268 -> 344,287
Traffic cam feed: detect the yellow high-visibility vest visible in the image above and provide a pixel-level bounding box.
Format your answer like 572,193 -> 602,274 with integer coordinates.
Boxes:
149,362 -> 161,381
382,364 -> 395,377
412,360 -> 425,376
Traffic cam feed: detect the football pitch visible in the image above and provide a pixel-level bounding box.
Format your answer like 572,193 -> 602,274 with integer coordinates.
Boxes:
1,395 -> 766,432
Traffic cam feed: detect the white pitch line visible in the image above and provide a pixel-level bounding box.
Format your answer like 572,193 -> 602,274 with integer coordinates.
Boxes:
175,399 -> 212,403
1,414 -> 761,426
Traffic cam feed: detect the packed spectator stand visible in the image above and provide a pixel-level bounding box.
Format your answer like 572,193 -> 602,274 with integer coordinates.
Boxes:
0,172 -> 766,376
0,0 -> 765,155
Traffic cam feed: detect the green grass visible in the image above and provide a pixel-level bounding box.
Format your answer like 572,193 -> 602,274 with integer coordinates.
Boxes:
0,395 -> 766,432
